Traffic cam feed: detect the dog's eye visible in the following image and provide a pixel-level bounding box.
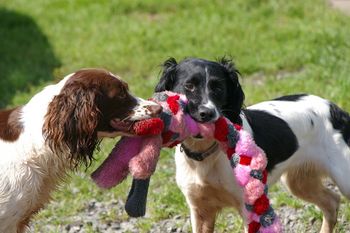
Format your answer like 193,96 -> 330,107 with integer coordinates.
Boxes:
209,80 -> 224,93
184,83 -> 195,92
117,90 -> 127,99
214,87 -> 222,92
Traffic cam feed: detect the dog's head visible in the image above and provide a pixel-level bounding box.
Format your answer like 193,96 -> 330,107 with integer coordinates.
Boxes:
43,68 -> 161,167
155,57 -> 244,124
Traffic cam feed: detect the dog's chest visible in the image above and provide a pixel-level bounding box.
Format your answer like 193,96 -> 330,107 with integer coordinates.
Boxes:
174,146 -> 243,207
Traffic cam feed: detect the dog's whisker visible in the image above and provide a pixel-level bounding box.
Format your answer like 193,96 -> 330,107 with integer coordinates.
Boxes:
128,121 -> 136,130
121,115 -> 131,122
221,109 -> 234,112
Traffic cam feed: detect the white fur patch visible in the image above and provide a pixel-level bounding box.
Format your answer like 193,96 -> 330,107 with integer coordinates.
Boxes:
203,66 -> 220,121
0,75 -> 72,233
203,100 -> 220,121
129,97 -> 159,121
175,94 -> 350,232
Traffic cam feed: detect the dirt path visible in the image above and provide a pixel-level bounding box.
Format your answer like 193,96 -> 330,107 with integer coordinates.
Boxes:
329,0 -> 350,15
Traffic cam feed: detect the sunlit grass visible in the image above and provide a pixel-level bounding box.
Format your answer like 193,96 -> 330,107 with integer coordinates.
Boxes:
1,0 -> 350,232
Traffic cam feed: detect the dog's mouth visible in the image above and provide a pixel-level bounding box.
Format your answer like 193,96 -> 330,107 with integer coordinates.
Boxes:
110,119 -> 137,134
193,134 -> 203,139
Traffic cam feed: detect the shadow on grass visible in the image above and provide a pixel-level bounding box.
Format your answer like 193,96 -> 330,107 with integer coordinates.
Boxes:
0,8 -> 60,108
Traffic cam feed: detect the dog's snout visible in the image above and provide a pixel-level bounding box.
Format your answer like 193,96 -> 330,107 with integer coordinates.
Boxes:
146,104 -> 163,116
198,106 -> 216,122
129,99 -> 163,121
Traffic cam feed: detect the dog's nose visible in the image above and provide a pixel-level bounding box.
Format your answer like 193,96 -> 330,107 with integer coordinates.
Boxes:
198,106 -> 216,122
146,104 -> 163,116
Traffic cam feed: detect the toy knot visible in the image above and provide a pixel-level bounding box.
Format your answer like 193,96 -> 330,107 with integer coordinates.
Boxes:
133,118 -> 164,136
166,95 -> 180,114
214,117 -> 229,141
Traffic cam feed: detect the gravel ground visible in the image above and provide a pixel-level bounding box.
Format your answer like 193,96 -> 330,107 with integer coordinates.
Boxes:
30,180 -> 350,233
30,197 -> 192,233
29,202 -> 318,233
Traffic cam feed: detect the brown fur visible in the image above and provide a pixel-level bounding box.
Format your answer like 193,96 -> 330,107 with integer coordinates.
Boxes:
0,107 -> 23,141
0,68 -> 162,233
43,69 -> 138,167
179,138 -> 244,233
282,164 -> 341,233
187,184 -> 242,233
181,141 -> 342,233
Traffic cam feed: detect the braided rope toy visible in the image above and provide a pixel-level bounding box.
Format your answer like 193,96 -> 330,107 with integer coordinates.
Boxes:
91,91 -> 282,233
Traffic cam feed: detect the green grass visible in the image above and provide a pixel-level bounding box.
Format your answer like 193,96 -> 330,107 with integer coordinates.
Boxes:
1,0 -> 350,232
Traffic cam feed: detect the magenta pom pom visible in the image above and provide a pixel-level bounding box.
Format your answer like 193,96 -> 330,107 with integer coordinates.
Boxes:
250,151 -> 268,170
184,114 -> 200,136
234,164 -> 251,186
244,178 -> 265,205
198,123 -> 215,138
236,131 -> 260,157
259,218 -> 282,233
247,211 -> 261,223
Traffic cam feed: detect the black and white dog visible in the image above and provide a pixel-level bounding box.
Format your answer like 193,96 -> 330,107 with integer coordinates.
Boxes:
154,57 -> 350,233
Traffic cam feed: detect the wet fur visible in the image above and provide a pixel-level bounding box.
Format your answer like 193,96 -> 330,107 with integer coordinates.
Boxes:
0,68 -> 159,233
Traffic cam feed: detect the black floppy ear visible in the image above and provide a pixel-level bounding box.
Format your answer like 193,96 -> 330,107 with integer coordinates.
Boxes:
154,57 -> 177,92
218,57 -> 245,124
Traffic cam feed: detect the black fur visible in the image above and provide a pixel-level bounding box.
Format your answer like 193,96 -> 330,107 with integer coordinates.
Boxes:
243,109 -> 299,171
155,57 -> 178,92
310,119 -> 314,127
274,94 -> 307,102
155,57 -> 244,123
155,57 -> 298,169
329,102 -> 350,146
217,57 -> 245,124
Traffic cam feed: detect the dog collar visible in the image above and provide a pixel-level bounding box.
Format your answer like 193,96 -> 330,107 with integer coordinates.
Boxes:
180,141 -> 219,161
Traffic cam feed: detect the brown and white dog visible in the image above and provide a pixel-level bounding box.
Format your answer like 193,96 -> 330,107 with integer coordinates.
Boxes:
155,57 -> 350,233
0,68 -> 161,233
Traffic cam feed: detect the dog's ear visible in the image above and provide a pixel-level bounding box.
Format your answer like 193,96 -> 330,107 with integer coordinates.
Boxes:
43,82 -> 101,168
218,57 -> 245,124
154,57 -> 177,92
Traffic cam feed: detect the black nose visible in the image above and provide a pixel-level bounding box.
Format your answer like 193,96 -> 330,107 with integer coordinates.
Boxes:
198,106 -> 216,122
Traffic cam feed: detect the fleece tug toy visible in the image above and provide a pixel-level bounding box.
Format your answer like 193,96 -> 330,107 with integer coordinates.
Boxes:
91,91 -> 282,233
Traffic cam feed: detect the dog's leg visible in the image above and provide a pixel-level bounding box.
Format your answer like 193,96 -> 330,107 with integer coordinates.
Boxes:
281,164 -> 340,233
322,147 -> 350,200
188,204 -> 219,233
185,186 -> 242,233
17,218 -> 30,233
184,186 -> 220,233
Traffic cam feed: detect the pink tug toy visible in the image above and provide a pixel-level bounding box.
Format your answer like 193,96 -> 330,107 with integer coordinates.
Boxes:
91,91 -> 282,233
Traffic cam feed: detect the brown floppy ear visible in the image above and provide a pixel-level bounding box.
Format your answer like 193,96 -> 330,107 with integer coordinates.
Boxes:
43,82 -> 101,167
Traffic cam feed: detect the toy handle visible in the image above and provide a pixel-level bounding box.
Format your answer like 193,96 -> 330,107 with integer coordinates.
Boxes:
125,178 -> 150,217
